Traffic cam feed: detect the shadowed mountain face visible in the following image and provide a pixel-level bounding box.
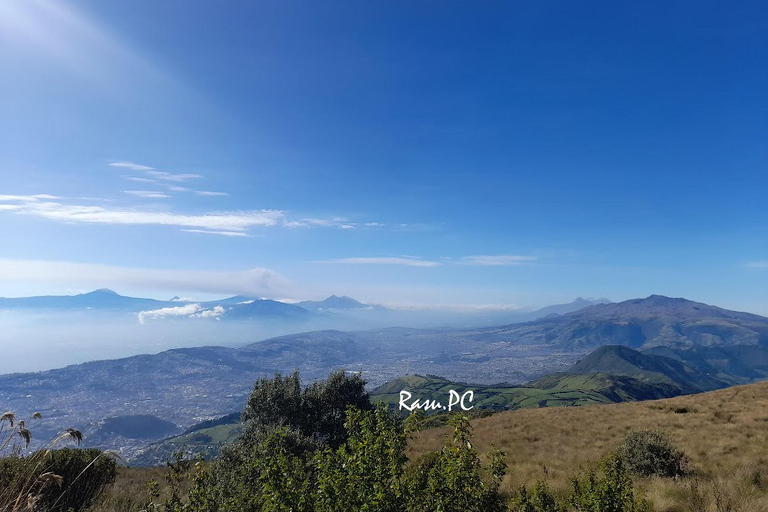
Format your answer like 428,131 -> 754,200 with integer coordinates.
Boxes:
644,345 -> 768,385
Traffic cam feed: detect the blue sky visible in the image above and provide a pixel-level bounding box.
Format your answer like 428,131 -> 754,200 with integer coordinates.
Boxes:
0,0 -> 766,313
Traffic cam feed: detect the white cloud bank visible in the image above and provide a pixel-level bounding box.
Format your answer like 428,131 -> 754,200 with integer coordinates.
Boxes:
138,304 -> 225,324
0,259 -> 289,297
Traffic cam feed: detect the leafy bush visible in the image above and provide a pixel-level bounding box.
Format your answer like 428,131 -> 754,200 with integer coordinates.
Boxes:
616,430 -> 687,478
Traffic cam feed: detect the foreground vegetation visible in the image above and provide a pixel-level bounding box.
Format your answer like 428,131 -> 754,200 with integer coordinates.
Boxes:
89,371 -> 658,511
0,412 -> 116,511
8,372 -> 768,510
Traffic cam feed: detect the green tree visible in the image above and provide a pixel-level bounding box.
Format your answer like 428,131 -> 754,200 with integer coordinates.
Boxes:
240,369 -> 372,449
314,405 -> 410,512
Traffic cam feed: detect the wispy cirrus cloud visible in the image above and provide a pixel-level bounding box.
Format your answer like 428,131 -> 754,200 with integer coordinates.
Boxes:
124,190 -> 170,199
0,194 -> 59,201
114,162 -> 227,197
110,161 -> 155,171
182,229 -> 251,237
112,161 -> 202,183
285,217 -> 357,229
124,176 -> 157,184
320,257 -> 442,267
0,194 -> 364,236
747,261 -> 768,269
460,255 -> 537,266
145,170 -> 203,182
318,254 -> 538,268
0,194 -> 282,231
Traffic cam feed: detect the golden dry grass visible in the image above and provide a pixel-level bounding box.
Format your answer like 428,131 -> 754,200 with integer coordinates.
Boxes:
408,380 -> 768,511
87,466 -> 168,512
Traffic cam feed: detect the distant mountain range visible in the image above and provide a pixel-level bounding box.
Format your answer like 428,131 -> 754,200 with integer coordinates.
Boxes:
0,289 -> 606,322
2,294 -> 767,460
0,289 -> 364,319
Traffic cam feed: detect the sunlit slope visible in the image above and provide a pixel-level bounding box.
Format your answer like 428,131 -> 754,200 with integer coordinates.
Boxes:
409,380 -> 768,509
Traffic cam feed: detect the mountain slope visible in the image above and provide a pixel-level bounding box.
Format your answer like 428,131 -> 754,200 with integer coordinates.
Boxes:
221,299 -> 311,321
566,345 -> 727,393
530,297 -> 612,318
477,295 -> 768,351
408,379 -> 768,509
370,370 -> 683,412
644,344 -> 768,385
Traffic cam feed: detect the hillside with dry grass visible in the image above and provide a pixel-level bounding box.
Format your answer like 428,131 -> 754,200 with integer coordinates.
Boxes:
93,379 -> 768,512
409,379 -> 768,511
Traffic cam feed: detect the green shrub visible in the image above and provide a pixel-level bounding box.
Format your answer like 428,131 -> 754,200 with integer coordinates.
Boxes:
510,482 -> 563,512
511,456 -> 651,512
616,429 -> 687,478
570,455 -> 651,512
